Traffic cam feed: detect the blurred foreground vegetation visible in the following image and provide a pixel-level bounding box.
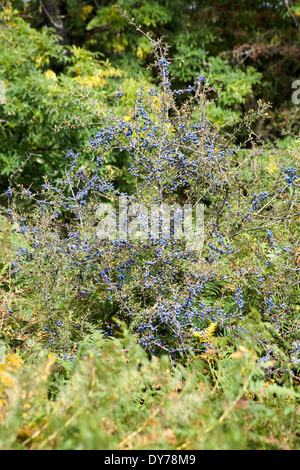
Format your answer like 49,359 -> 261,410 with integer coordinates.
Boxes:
0,1 -> 299,450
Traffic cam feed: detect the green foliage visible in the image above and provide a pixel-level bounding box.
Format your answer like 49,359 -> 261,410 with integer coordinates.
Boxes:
203,57 -> 262,126
2,0 -> 300,191
0,5 -> 123,193
0,329 -> 299,450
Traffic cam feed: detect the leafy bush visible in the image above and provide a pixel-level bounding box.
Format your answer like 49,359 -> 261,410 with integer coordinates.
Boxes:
0,5 -> 124,193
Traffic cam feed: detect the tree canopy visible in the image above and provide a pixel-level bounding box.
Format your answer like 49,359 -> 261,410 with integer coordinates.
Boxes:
1,0 -> 300,193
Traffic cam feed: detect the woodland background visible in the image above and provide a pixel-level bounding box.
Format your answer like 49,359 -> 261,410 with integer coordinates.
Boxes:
0,0 -> 299,450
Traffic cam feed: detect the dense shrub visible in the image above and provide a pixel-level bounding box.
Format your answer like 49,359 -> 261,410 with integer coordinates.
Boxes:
0,13 -> 299,450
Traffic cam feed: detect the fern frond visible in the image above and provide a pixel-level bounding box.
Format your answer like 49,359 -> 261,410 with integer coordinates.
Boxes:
203,322 -> 218,337
192,322 -> 218,343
